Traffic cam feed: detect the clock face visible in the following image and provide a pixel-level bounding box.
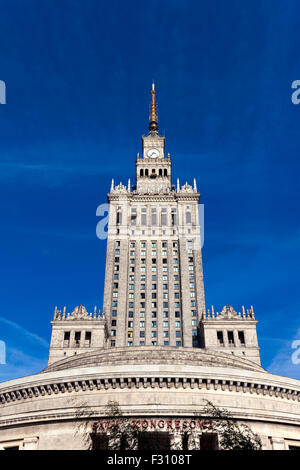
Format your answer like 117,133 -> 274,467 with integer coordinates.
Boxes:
147,148 -> 160,158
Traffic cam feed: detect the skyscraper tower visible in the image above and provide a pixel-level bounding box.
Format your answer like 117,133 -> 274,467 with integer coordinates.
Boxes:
102,84 -> 206,349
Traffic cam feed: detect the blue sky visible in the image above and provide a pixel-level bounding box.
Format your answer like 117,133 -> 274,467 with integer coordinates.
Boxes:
0,0 -> 300,382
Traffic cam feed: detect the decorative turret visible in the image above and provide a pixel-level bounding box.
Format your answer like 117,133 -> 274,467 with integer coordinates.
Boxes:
48,305 -> 107,366
199,305 -> 260,365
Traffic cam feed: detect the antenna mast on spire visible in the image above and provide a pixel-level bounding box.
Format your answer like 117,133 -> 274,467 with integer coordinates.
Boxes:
149,82 -> 158,134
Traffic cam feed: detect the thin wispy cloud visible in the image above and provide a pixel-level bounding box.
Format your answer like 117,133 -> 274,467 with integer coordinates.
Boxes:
0,317 -> 48,348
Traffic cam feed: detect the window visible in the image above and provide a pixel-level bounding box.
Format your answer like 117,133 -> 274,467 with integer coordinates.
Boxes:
112,301 -> 118,307
163,321 -> 169,328
174,284 -> 179,290
140,284 -> 145,290
200,434 -> 218,450
114,274 -> 119,280
175,321 -> 181,328
217,331 -> 224,345
140,321 -> 145,328
173,242 -> 178,248
192,320 -> 197,326
163,284 -> 168,290
238,331 -> 245,345
128,331 -> 133,338
112,310 -> 117,317
128,311 -> 133,318
152,321 -> 157,328
152,302 -> 157,308
176,331 -> 181,337
113,292 -> 118,298
228,331 -> 234,345
161,208 -> 167,226
176,341 -> 182,347
175,311 -> 180,318
151,209 -> 157,226
192,310 -> 197,317
163,331 -> 169,337
116,210 -> 122,225
189,283 -> 195,289
174,293 -> 180,299
130,242 -> 135,248
129,284 -> 134,290
152,312 -> 157,318
128,302 -> 134,308
141,241 -> 146,248
171,208 -> 177,226
174,302 -> 180,308
140,331 -> 145,338
141,208 -> 147,226
163,302 -> 168,308
163,311 -> 168,318
162,242 -> 167,247
192,330 -> 197,336
115,257 -> 120,263
152,293 -> 157,299
111,320 -> 117,326
64,331 -> 70,347
116,241 -> 120,247
186,211 -> 191,224
111,330 -> 116,337
164,341 -> 169,346
131,208 -> 137,226
152,284 -> 157,290
152,275 -> 157,281
115,249 -> 120,255
140,302 -> 145,308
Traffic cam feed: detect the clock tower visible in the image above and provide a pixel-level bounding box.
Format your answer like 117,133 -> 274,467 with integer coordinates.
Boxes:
136,83 -> 171,193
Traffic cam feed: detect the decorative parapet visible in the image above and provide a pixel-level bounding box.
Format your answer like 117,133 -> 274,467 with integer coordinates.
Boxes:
201,305 -> 255,321
176,179 -> 199,194
53,305 -> 104,321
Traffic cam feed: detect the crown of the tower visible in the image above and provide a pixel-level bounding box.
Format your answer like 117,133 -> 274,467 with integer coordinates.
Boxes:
149,82 -> 158,134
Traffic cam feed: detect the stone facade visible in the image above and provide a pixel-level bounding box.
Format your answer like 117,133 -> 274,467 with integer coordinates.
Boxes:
0,84 -> 299,450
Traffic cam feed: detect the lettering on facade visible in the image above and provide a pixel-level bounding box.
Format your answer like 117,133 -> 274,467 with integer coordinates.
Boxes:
92,418 -> 214,432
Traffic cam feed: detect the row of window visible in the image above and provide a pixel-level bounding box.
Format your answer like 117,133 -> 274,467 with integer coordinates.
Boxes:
116,209 -> 192,226
139,168 -> 168,177
217,330 -> 245,345
63,331 -> 91,347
